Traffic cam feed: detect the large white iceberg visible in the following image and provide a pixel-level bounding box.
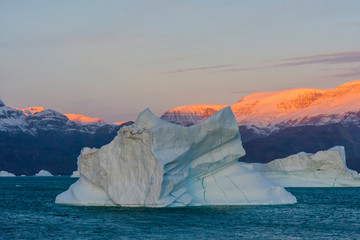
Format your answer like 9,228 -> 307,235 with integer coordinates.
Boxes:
0,170 -> 15,177
242,146 -> 360,187
35,170 -> 53,176
56,107 -> 296,207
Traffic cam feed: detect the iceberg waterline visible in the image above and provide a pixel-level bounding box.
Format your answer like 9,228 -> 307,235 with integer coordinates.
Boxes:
56,107 -> 296,207
242,146 -> 360,187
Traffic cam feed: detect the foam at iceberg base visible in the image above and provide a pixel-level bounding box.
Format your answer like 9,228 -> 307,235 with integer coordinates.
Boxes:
56,107 -> 296,207
242,146 -> 360,187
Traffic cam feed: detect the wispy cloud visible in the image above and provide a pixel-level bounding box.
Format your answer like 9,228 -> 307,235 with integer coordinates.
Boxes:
166,64 -> 238,74
165,51 -> 360,74
277,51 -> 360,66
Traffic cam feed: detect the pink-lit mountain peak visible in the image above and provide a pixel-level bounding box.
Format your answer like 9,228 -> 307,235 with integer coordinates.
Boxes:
15,106 -> 45,116
233,88 -> 326,114
161,104 -> 228,126
63,114 -> 104,125
167,104 -> 227,114
13,105 -> 105,125
161,79 -> 360,130
313,79 -> 360,101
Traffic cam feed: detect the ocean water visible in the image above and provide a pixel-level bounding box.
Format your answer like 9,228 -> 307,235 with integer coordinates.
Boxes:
0,177 -> 359,240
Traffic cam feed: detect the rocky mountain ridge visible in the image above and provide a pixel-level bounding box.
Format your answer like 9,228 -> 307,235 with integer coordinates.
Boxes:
0,101 -> 118,135
0,100 -> 133,175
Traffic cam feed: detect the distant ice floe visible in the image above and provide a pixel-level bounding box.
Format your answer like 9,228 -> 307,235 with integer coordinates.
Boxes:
35,170 -> 53,177
242,146 -> 360,187
70,171 -> 79,178
56,107 -> 296,207
0,170 -> 15,177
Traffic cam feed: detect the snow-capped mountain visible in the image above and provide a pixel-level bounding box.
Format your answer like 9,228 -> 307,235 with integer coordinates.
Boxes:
0,101 -> 114,135
161,104 -> 227,126
0,100 -> 134,176
161,80 -> 360,134
64,114 -> 104,125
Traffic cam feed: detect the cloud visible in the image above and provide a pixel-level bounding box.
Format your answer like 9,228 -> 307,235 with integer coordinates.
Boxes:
166,64 -> 238,74
165,51 -> 360,74
277,51 -> 360,66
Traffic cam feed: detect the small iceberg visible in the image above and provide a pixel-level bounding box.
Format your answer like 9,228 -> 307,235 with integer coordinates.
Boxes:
56,107 -> 296,207
242,146 -> 360,187
70,171 -> 79,178
35,170 -> 53,177
0,170 -> 15,177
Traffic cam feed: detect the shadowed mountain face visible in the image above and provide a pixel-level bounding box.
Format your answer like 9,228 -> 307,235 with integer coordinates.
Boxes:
0,100 -> 134,175
239,123 -> 360,172
0,122 -> 134,176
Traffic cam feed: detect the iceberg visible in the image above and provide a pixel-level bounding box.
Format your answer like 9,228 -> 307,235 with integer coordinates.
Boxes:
242,146 -> 360,187
56,107 -> 296,207
70,171 -> 79,178
0,170 -> 15,177
35,170 -> 53,176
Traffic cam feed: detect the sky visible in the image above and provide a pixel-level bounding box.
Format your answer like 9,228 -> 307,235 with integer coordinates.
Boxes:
1,0 -> 360,122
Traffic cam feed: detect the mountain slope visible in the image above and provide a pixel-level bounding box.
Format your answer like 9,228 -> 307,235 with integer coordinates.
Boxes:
0,100 -> 133,175
161,104 -> 227,126
161,80 -> 360,134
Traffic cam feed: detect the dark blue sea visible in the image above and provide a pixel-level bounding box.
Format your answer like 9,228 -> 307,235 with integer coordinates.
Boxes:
1,177 -> 359,239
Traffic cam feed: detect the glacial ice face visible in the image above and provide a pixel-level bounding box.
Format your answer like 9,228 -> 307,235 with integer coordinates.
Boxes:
242,146 -> 360,187
56,107 -> 296,207
35,170 -> 53,176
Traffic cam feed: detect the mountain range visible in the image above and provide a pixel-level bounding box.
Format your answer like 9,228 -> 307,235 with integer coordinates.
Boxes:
160,80 -> 360,171
161,80 -> 360,136
1,79 -> 360,174
0,100 -> 133,175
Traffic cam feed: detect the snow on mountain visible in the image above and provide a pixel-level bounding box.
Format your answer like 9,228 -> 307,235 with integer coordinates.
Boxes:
14,106 -> 45,116
231,88 -> 326,128
0,100 -> 118,135
113,121 -> 129,125
64,114 -> 104,125
0,101 -> 27,133
278,80 -> 360,127
161,104 -> 227,126
161,80 -> 360,134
